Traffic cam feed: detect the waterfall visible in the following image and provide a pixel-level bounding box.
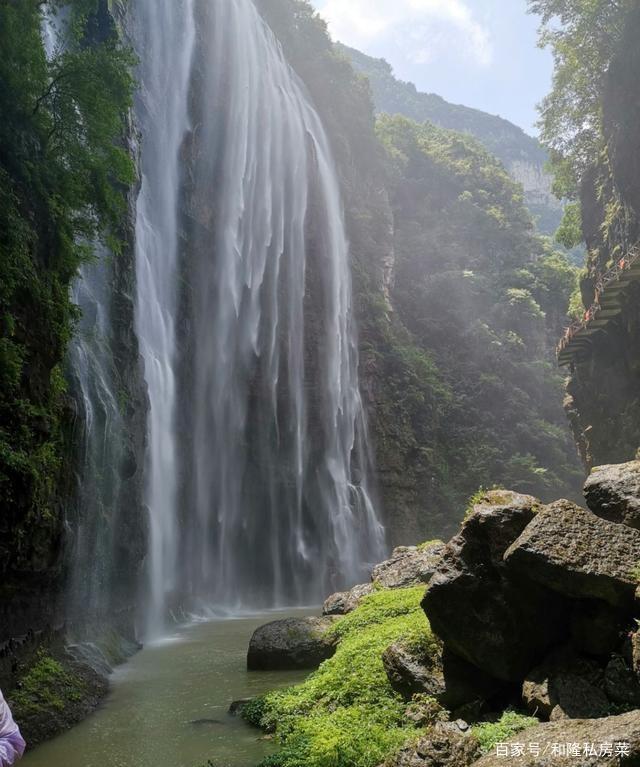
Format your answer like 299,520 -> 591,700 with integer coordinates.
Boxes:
66,255 -> 127,631
130,0 -> 196,634
133,0 -> 386,629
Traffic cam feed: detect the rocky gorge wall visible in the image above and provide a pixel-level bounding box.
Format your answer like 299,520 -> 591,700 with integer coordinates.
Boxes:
0,0 -> 147,689
564,4 -> 640,470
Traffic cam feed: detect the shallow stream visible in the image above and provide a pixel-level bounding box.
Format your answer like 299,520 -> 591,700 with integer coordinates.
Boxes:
21,612 -> 309,767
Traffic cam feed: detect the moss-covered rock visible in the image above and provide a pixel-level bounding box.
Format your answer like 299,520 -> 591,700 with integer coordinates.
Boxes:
246,587 -> 439,767
9,651 -> 108,747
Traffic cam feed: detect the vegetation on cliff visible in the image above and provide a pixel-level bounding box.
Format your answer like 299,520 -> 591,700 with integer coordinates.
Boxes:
374,116 -> 581,530
531,0 -> 640,467
0,1 -> 134,604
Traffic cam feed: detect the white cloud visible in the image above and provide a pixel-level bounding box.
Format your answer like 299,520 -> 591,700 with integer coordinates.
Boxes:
316,0 -> 493,68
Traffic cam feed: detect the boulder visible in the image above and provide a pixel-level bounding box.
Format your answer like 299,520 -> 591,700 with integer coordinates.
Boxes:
472,709 -> 640,766
522,649 -> 608,721
380,722 -> 480,767
228,698 -> 252,716
372,542 -> 445,589
422,491 -> 565,682
440,649 -> 512,712
604,656 -> 640,707
584,461 -> 640,530
247,617 -> 338,671
382,641 -> 445,701
505,501 -> 640,609
631,631 -> 640,677
569,600 -> 626,657
322,583 -> 374,615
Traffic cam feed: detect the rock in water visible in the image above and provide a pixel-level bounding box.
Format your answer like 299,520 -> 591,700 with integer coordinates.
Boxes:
247,617 -> 339,670
422,491 -> 565,681
372,542 -> 445,589
322,583 -> 374,615
584,460 -> 640,529
472,710 -> 640,766
505,500 -> 640,608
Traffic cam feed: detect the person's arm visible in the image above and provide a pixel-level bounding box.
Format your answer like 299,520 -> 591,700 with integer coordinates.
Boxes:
0,692 -> 25,766
0,730 -> 26,767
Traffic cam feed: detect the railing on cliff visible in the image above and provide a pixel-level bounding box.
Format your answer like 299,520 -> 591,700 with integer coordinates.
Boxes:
557,244 -> 640,366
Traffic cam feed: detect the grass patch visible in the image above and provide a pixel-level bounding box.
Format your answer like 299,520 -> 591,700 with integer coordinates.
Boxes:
250,587 -> 437,767
10,652 -> 86,718
472,711 -> 539,754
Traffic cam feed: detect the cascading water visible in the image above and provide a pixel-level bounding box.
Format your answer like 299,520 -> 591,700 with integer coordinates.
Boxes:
130,0 -> 196,635
133,0 -> 386,629
66,255 -> 127,631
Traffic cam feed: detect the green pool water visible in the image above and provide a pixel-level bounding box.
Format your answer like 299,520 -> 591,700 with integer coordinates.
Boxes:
20,611 -> 310,767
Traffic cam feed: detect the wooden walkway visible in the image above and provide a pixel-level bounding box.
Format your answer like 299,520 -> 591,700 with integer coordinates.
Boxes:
557,245 -> 640,367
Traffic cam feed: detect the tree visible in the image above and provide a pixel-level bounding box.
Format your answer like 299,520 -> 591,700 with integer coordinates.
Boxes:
528,0 -> 632,194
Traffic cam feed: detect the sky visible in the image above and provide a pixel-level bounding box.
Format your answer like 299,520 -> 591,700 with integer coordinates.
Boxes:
311,0 -> 554,136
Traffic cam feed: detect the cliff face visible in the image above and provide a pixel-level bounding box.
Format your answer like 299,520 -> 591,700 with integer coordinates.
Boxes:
0,1 -> 145,683
563,6 -> 640,469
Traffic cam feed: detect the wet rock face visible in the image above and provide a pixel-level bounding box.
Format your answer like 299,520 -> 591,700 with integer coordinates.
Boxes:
473,710 -> 640,767
372,542 -> 445,589
504,500 -> 640,608
422,492 -> 565,682
247,617 -> 339,671
584,461 -> 640,530
10,652 -> 109,749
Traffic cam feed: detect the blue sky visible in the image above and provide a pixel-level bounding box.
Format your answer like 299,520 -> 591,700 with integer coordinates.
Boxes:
311,0 -> 553,136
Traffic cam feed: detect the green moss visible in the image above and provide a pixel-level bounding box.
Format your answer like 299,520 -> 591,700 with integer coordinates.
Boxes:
417,539 -> 444,552
472,711 -> 539,754
253,588 -> 436,767
11,653 -> 87,718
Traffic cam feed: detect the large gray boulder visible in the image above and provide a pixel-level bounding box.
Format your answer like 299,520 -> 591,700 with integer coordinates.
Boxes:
569,600 -> 625,657
422,491 -> 565,682
584,460 -> 640,529
322,583 -> 374,615
372,542 -> 445,589
522,648 -> 608,721
505,500 -> 640,608
247,617 -> 339,670
472,710 -> 640,766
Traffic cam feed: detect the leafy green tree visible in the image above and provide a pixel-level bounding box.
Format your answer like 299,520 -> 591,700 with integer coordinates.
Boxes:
0,0 -> 134,572
528,0 -> 632,193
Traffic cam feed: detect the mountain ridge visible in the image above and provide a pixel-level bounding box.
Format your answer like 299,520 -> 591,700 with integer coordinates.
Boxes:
339,43 -> 563,237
